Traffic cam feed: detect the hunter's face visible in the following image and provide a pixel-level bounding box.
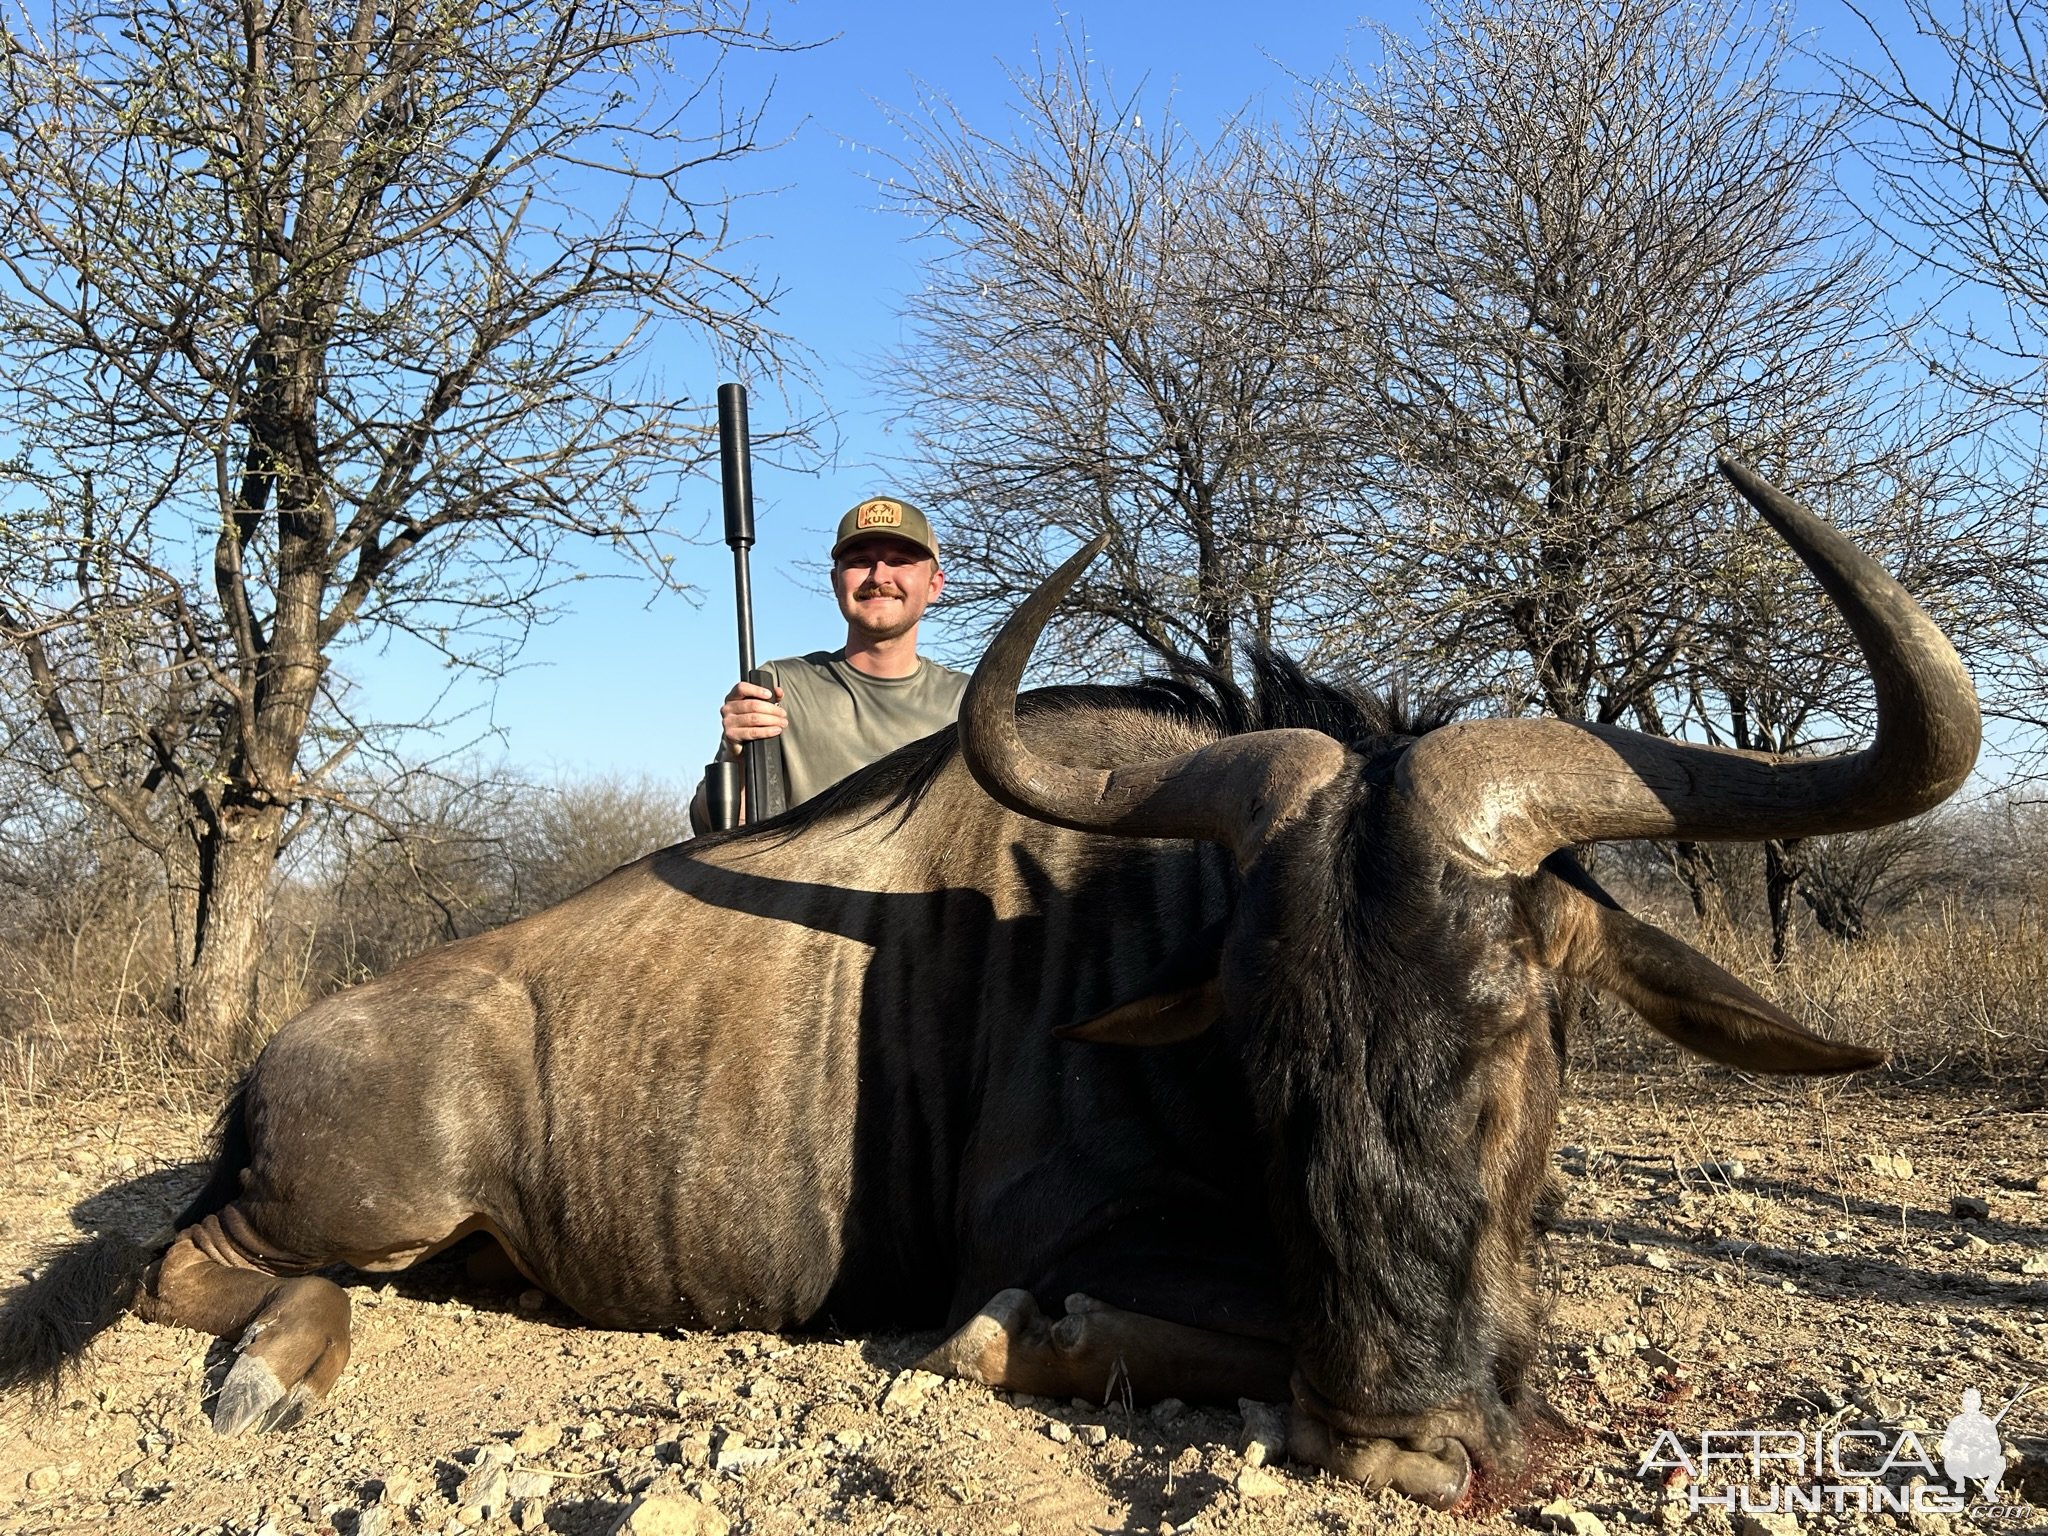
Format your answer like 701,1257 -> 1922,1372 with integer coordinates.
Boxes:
832,537 -> 943,642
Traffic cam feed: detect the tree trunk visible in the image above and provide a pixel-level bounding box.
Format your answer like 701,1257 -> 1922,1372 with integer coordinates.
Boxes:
177,808 -> 284,1062
1665,840 -> 1726,924
158,842 -> 202,1020
1763,837 -> 1803,966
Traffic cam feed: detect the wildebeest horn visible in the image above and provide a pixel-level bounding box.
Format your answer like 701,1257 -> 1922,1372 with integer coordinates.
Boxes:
1398,457 -> 1981,873
958,534 -> 1348,865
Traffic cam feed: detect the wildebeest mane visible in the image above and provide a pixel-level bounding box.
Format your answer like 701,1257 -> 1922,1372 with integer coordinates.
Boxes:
702,649 -> 1459,847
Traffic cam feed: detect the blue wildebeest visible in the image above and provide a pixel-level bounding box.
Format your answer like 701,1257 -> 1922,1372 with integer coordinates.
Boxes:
0,461 -> 1978,1508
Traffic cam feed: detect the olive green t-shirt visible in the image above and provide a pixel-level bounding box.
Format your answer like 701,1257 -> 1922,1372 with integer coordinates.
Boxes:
754,649 -> 970,808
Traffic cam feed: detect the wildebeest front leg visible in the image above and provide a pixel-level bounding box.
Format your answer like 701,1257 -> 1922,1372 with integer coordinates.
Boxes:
138,1215 -> 351,1436
920,1288 -> 1291,1406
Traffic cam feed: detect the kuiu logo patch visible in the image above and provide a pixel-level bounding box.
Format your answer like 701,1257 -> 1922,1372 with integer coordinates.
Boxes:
856,499 -> 905,529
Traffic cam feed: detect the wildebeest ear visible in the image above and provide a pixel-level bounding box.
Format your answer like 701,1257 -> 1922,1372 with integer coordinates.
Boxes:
1056,976 -> 1224,1045
1580,905 -> 1886,1075
1056,920 -> 1226,1046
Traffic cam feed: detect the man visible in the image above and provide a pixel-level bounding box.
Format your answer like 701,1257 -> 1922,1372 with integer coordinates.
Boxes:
690,495 -> 969,831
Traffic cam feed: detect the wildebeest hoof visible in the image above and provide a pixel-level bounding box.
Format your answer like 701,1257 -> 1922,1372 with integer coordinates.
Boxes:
1047,1292 -> 1113,1348
1049,1301 -> 1100,1351
917,1288 -> 1048,1383
212,1354 -> 311,1436
1288,1411 -> 1473,1511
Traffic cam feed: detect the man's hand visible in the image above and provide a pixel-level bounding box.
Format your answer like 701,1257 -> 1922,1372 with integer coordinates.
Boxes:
720,679 -> 786,755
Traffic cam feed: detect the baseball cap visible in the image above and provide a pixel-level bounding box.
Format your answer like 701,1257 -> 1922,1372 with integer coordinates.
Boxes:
831,495 -> 940,564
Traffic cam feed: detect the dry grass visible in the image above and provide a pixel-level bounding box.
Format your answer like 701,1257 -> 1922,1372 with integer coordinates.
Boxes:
0,960 -> 229,1126
1740,903 -> 2048,1077
0,890 -> 213,1112
1587,898 -> 2048,1093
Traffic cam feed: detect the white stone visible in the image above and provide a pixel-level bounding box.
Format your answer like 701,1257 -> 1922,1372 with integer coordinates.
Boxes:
455,1460 -> 510,1521
1235,1465 -> 1287,1498
880,1369 -> 939,1416
506,1471 -> 555,1501
512,1424 -> 559,1457
1236,1398 -> 1288,1466
610,1493 -> 731,1536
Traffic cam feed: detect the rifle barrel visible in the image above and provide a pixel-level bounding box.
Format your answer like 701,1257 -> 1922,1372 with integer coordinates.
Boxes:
718,382 -> 758,677
709,380 -> 786,824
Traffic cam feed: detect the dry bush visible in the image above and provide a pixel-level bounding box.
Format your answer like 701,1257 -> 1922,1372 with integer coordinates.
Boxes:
293,771 -> 689,990
0,771 -> 690,1107
0,793 -> 203,1102
1581,897 -> 2048,1083
1749,904 -> 2048,1078
500,775 -> 692,913
1585,799 -> 2048,1081
305,774 -> 531,990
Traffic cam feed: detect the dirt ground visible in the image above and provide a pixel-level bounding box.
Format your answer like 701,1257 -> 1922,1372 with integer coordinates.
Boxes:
2,1057 -> 2045,1536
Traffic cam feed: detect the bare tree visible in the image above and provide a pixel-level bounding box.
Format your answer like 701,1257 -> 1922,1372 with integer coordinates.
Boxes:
0,0 -> 802,1056
886,40 -> 1364,683
1836,0 -> 2048,769
1300,0 -> 2032,952
883,0 -> 2023,960
1842,0 -> 2048,412
1314,0 -> 1916,723
1670,443 -> 2012,956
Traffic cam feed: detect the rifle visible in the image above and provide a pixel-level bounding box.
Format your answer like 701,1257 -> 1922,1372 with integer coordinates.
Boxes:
700,383 -> 788,830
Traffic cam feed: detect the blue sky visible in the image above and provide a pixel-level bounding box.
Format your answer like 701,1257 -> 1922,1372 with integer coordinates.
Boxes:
334,0 -> 1933,788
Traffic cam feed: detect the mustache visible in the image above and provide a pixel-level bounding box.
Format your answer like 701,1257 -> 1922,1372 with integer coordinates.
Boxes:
854,582 -> 905,600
